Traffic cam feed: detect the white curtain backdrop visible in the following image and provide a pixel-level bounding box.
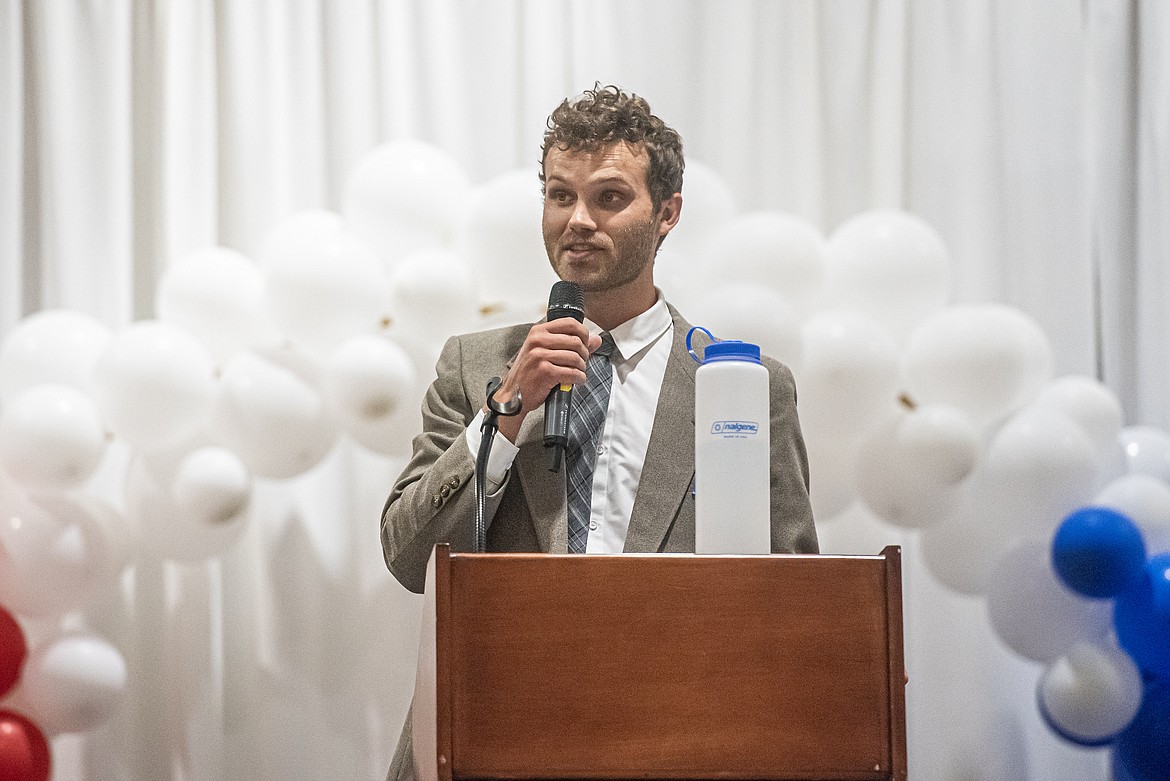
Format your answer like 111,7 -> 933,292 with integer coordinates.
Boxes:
2,1 -> 1169,780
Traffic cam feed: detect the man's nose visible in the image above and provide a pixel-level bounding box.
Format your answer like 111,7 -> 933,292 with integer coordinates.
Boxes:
568,201 -> 595,231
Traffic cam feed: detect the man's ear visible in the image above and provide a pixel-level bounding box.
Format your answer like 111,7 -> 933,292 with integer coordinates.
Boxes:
657,193 -> 683,238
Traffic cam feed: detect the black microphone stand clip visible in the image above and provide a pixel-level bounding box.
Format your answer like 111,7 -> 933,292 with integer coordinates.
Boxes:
474,377 -> 521,553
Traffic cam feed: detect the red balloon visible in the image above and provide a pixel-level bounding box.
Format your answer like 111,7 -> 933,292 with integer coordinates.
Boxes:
0,606 -> 28,697
0,710 -> 51,781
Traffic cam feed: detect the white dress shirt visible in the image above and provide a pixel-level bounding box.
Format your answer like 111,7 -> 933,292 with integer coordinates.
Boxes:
465,292 -> 674,552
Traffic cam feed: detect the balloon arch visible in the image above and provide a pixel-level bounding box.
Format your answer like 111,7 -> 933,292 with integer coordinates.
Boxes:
1,140 -> 1168,780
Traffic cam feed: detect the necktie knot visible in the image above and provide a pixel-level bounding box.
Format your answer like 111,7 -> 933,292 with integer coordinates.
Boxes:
594,332 -> 616,360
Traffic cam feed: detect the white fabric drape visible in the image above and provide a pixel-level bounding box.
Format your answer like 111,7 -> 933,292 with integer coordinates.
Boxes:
3,1 -> 1169,780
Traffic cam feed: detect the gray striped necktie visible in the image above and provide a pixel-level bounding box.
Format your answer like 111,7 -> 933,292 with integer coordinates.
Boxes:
566,332 -> 616,554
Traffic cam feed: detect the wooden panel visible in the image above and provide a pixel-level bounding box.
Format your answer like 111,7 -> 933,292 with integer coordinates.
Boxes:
443,553 -> 899,780
881,547 -> 908,781
413,545 -> 450,781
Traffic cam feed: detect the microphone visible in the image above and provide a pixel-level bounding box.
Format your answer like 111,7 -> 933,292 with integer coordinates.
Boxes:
543,280 -> 585,471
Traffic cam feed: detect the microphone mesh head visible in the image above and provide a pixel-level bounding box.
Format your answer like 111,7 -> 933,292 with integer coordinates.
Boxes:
547,281 -> 585,322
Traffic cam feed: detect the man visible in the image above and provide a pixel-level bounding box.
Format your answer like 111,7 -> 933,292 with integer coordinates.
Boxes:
380,85 -> 817,780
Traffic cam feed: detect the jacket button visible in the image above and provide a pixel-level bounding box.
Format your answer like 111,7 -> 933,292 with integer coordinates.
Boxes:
440,484 -> 451,498
430,494 -> 442,508
448,476 -> 461,490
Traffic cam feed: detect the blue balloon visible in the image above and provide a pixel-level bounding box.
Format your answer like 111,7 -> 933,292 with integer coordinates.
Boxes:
1052,506 -> 1147,598
1114,678 -> 1170,781
1149,554 -> 1170,619
1114,556 -> 1170,676
1112,747 -> 1140,781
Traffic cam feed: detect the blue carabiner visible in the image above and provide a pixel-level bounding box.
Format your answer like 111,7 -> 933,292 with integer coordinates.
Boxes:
686,325 -> 717,364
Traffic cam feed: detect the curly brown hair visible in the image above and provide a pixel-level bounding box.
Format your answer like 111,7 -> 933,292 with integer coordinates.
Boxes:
539,84 -> 684,210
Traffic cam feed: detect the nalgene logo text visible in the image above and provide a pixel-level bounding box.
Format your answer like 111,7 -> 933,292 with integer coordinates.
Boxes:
711,421 -> 759,435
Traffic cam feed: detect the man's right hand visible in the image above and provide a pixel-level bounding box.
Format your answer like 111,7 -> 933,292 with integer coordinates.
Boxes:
490,318 -> 602,443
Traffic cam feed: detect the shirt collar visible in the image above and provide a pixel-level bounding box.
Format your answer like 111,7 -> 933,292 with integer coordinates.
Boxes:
584,290 -> 672,363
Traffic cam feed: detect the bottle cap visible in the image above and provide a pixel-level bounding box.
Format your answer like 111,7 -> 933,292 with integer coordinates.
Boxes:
702,340 -> 761,364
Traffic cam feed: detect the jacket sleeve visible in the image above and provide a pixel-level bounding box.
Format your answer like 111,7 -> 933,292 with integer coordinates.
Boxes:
380,335 -> 508,593
766,358 -> 820,554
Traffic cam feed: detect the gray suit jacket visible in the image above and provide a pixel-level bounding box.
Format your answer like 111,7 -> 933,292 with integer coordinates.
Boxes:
379,304 -> 817,781
380,304 -> 818,593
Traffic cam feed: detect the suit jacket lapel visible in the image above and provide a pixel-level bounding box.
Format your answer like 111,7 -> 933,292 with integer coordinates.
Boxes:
623,306 -> 698,552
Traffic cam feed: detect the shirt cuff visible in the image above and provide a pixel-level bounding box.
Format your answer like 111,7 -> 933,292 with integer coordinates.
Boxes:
465,409 -> 520,493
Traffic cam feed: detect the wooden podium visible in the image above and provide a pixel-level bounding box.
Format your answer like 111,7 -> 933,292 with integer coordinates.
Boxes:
412,545 -> 907,781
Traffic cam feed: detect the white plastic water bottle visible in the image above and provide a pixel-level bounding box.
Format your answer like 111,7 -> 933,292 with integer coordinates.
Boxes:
691,330 -> 770,554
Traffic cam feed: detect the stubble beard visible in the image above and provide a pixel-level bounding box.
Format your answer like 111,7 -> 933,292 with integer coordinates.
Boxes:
546,216 -> 660,294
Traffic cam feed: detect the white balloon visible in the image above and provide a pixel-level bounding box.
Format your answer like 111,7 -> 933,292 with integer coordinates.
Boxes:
982,405 -> 1099,535
92,320 -> 216,451
156,246 -> 275,363
995,304 -> 1056,383
35,493 -> 133,581
171,446 -> 251,526
894,403 -> 980,486
1117,425 -> 1170,483
211,349 -> 339,479
132,427 -> 217,484
324,335 -> 418,455
390,329 -> 446,386
0,383 -> 107,489
0,309 -> 112,403
852,414 -> 961,528
343,400 -> 421,460
794,311 -> 900,443
901,304 -> 1054,426
703,211 -> 826,314
20,633 -> 127,734
0,476 -> 111,616
387,248 -> 480,340
823,209 -> 951,339
343,140 -> 472,267
661,159 -> 736,254
331,336 -> 427,460
1095,473 -> 1170,555
684,284 -> 802,368
1032,375 -> 1123,458
260,209 -> 345,256
476,301 -> 547,335
919,474 -> 1017,595
454,169 -> 553,309
260,213 -> 389,354
1038,640 -> 1143,744
985,539 -> 1112,662
124,454 -> 248,562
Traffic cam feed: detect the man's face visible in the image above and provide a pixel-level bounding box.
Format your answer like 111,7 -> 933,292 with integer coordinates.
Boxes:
541,143 -> 678,295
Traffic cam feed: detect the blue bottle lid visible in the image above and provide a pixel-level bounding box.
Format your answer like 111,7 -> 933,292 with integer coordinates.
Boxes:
702,340 -> 761,364
686,326 -> 763,365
